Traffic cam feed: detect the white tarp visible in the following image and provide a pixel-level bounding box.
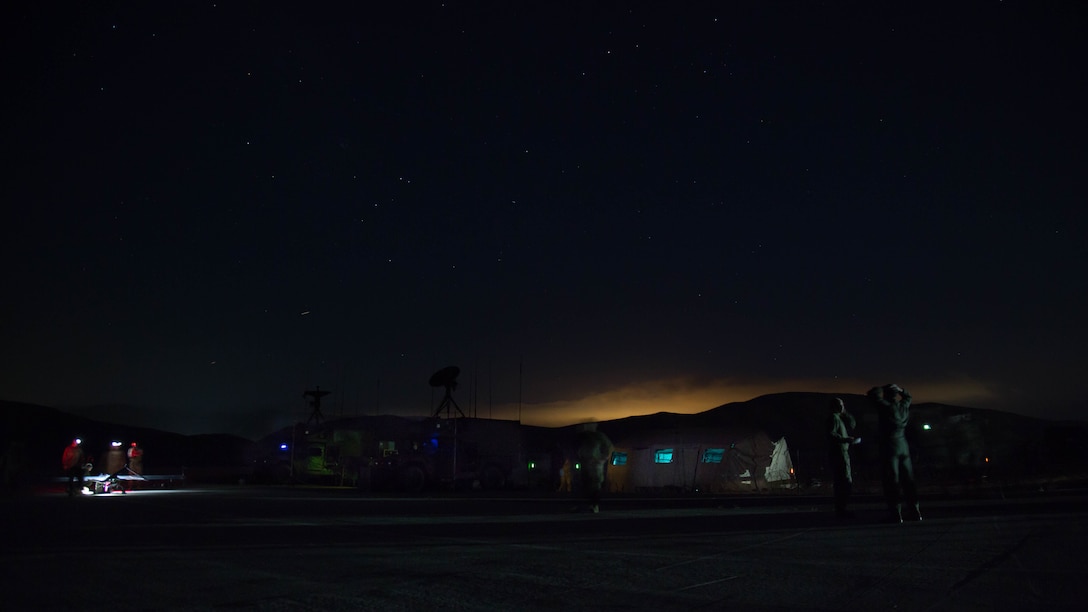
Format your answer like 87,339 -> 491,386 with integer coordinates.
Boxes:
764,437 -> 794,483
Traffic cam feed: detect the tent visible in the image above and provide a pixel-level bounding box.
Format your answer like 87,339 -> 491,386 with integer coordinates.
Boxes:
606,428 -> 793,493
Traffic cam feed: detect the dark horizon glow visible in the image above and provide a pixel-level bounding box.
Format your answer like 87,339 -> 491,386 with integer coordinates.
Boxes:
3,2 -> 1085,439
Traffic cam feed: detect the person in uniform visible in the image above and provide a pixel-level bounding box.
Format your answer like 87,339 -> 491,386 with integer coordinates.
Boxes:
61,438 -> 85,497
574,423 -> 614,513
556,457 -> 572,493
869,383 -> 921,522
127,442 -> 144,491
127,442 -> 144,475
827,397 -> 860,518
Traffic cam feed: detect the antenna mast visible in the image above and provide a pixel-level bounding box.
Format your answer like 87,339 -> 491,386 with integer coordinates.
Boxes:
303,386 -> 331,426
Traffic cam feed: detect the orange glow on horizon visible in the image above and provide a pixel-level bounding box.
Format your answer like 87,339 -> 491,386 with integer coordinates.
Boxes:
486,375 -> 998,428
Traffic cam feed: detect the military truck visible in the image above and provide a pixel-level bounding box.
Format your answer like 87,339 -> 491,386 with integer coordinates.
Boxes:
370,416 -> 529,493
250,424 -> 365,486
253,415 -> 529,492
295,427 -> 366,486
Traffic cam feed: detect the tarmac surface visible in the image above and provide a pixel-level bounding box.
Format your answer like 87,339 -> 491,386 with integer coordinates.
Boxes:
3,485 -> 1086,611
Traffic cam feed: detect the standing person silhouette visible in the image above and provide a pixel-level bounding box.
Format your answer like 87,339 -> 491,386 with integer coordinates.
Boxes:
574,423 -> 613,513
827,397 -> 861,518
61,438 -> 85,497
869,384 -> 921,522
556,457 -> 572,493
127,442 -> 144,475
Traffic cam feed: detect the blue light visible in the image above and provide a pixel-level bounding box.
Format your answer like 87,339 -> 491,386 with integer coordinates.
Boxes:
280,443 -> 289,450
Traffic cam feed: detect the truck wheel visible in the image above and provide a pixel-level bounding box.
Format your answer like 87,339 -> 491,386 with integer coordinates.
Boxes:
480,464 -> 505,490
400,465 -> 426,493
273,461 -> 292,484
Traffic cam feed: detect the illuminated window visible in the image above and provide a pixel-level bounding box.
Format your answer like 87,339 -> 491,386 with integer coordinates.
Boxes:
654,449 -> 674,464
702,448 -> 725,463
611,452 -> 627,466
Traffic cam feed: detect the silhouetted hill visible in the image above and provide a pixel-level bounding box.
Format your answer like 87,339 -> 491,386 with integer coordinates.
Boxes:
518,392 -> 1085,489
1,400 -> 252,492
602,392 -> 1088,487
5,394 -> 1085,494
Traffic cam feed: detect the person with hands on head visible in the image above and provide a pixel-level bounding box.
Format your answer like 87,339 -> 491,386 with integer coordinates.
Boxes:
868,383 -> 921,523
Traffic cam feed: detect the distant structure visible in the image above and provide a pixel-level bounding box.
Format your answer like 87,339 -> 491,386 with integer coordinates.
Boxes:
429,366 -> 465,419
303,386 -> 331,426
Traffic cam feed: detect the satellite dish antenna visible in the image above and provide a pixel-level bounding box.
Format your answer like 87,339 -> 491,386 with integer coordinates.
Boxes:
303,386 -> 331,426
429,366 -> 465,418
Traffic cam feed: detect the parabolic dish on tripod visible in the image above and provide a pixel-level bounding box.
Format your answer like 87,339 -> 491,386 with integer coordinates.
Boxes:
429,366 -> 460,388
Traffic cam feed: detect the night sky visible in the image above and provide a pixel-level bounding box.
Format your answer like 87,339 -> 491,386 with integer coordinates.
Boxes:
4,2 -> 1085,439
